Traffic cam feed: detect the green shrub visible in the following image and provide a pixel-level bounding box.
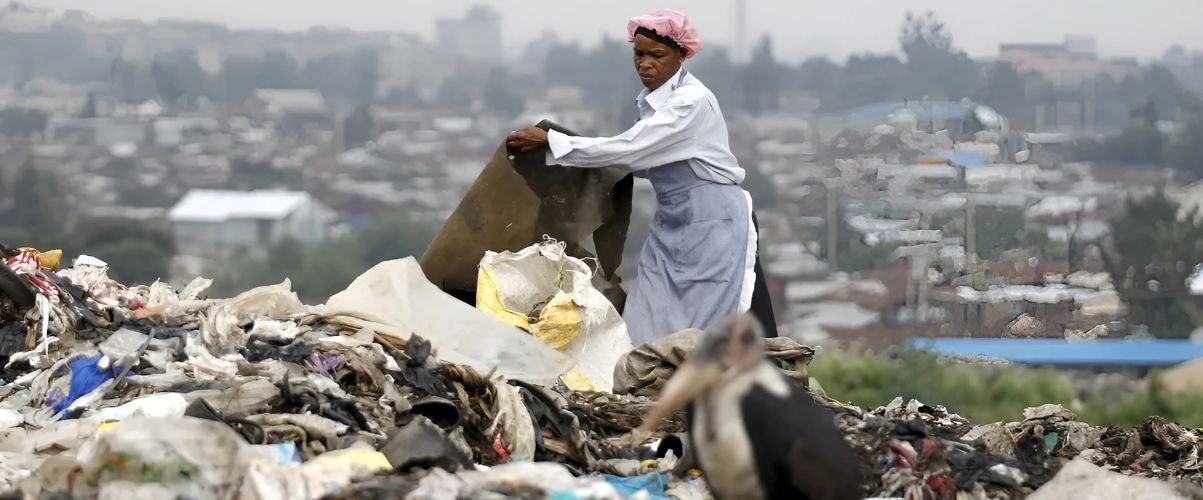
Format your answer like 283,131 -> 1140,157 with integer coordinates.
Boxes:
811,349 -> 1203,427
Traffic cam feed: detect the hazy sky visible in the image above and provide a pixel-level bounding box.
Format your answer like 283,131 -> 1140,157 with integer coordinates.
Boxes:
37,0 -> 1203,62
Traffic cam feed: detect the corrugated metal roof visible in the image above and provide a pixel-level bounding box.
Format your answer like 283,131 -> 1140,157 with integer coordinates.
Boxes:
168,189 -> 310,222
911,338 -> 1203,367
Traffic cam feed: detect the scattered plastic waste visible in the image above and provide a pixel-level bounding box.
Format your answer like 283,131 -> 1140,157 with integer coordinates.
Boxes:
3,246 -> 1203,499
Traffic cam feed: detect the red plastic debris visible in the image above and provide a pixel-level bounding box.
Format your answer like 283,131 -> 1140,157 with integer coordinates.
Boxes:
927,474 -> 956,499
888,440 -> 916,469
493,437 -> 509,460
918,438 -> 939,463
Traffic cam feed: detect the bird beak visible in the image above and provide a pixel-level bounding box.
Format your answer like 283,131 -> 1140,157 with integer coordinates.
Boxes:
637,360 -> 722,433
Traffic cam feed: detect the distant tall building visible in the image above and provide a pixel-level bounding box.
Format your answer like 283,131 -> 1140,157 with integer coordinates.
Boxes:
435,5 -> 502,63
999,36 -> 1144,131
0,2 -> 54,33
998,36 -> 1138,87
1062,36 -> 1097,57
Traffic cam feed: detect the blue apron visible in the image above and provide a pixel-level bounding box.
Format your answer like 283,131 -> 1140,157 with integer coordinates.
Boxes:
620,70 -> 776,344
622,160 -> 752,345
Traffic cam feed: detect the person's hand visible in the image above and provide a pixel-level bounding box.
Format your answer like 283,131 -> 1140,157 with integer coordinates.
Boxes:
506,126 -> 549,153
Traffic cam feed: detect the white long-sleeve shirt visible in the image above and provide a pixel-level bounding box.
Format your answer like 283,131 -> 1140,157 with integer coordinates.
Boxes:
545,68 -> 745,185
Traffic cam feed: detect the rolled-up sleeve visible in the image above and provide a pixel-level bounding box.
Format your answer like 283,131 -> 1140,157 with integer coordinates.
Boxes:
544,99 -> 702,171
546,129 -> 575,160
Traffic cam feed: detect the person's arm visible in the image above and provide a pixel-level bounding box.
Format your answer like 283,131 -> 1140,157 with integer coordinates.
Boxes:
544,98 -> 703,171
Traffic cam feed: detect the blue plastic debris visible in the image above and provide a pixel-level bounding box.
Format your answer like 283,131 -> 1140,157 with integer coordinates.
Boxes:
547,491 -> 577,500
950,151 -> 986,167
601,473 -> 669,500
50,355 -> 115,414
270,442 -> 301,465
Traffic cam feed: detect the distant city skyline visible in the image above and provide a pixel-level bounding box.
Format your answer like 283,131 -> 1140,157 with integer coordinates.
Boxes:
33,0 -> 1203,62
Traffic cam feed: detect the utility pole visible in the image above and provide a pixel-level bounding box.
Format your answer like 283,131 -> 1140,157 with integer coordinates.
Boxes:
966,194 -> 977,260
904,256 -> 916,319
916,254 -> 931,323
826,183 -> 839,271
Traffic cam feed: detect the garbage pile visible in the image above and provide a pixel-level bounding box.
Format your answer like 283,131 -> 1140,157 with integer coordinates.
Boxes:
3,245 -> 1203,500
828,398 -> 1203,498
0,248 -> 694,499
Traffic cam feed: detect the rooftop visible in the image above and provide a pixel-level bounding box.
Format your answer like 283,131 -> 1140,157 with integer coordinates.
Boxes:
252,89 -> 328,115
168,189 -> 311,223
912,338 -> 1203,367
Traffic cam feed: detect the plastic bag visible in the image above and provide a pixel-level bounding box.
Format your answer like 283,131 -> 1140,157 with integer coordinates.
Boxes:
477,239 -> 632,392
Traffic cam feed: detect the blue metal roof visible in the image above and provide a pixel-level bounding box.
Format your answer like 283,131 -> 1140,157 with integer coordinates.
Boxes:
909,338 -> 1203,367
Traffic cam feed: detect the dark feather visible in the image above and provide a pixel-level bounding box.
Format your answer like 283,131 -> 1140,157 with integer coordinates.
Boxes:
739,381 -> 862,500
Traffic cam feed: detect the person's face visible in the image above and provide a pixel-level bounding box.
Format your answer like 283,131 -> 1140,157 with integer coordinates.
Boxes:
633,35 -> 686,90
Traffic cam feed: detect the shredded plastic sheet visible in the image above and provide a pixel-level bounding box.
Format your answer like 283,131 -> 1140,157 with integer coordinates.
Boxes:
204,280 -> 306,349
487,381 -> 536,461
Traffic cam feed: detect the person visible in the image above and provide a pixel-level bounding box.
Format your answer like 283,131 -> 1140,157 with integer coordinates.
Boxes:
507,9 -> 777,345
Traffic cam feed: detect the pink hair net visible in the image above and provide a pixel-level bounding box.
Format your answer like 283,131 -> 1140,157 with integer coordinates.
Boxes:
626,9 -> 702,59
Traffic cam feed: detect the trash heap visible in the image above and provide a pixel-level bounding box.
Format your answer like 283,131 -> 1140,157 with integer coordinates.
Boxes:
0,249 -> 696,499
3,246 -> 1203,499
827,397 -> 1203,498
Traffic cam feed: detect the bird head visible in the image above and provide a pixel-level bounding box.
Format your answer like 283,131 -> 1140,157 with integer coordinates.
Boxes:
636,314 -> 767,434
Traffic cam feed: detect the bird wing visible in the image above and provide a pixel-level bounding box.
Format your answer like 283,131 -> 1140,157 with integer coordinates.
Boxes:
740,381 -> 863,500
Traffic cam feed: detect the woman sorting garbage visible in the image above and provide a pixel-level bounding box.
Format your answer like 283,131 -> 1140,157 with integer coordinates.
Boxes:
507,9 -> 777,345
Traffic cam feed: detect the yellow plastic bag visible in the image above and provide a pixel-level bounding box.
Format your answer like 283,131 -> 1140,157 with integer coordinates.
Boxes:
476,264 -> 535,331
477,240 -> 631,392
18,247 -> 62,271
531,293 -> 581,350
305,446 -> 391,472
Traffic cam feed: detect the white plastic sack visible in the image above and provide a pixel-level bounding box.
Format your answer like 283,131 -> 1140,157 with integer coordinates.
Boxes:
317,257 -> 570,385
477,240 -> 632,392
